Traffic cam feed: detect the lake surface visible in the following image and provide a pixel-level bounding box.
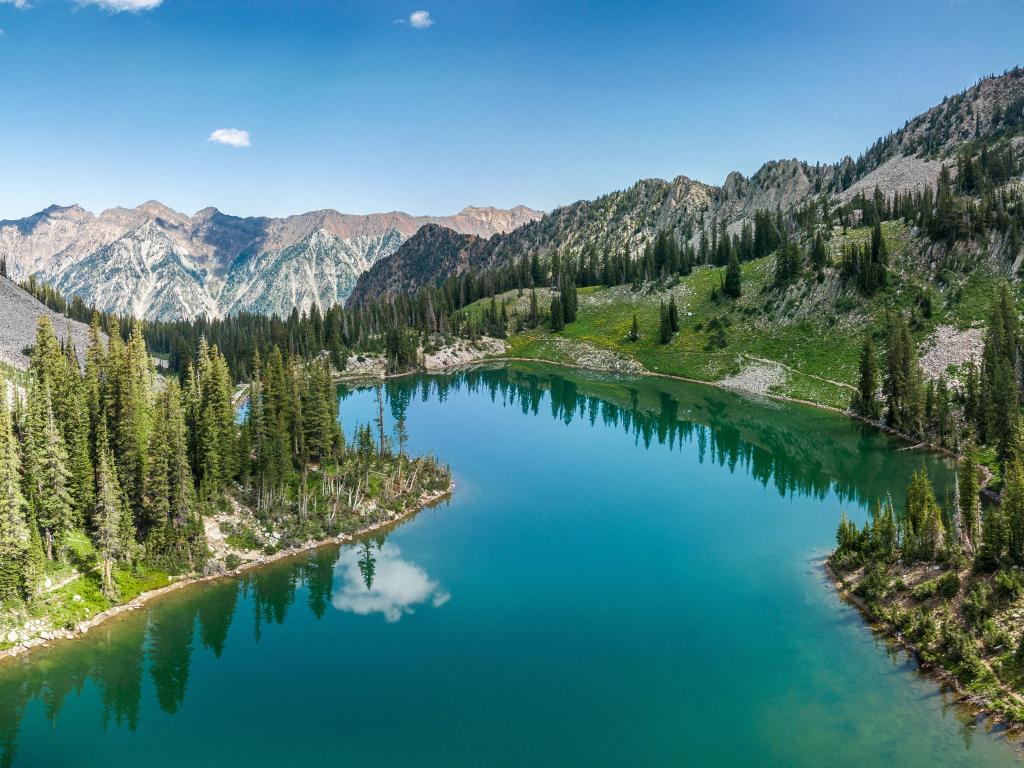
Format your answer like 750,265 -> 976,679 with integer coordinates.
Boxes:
1,363 -> 1018,767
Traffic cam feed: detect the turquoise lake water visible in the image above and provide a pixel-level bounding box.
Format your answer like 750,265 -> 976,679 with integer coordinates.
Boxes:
0,363 -> 1019,766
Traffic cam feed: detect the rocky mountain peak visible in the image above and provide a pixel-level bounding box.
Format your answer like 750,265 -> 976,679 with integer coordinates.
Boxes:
0,199 -> 542,320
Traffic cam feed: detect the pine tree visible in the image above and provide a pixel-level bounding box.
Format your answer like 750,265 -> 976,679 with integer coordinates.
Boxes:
977,503 -> 1007,572
563,281 -> 578,324
979,284 -> 1020,462
658,301 -> 672,344
870,499 -> 898,561
870,221 -> 888,269
852,335 -> 881,419
958,441 -> 981,549
260,346 -> 292,490
143,380 -> 201,567
1005,459 -> 1024,563
904,466 -> 944,561
723,252 -> 742,298
934,375 -> 951,447
550,294 -> 565,332
34,396 -> 73,561
0,376 -> 30,603
884,313 -> 924,436
667,294 -> 680,332
94,431 -> 131,598
628,313 -> 640,342
811,231 -> 827,270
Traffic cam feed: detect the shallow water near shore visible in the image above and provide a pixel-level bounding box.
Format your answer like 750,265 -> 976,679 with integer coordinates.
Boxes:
1,362 -> 1019,767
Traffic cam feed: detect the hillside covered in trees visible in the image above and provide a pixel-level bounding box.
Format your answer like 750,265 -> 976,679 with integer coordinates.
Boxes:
0,314 -> 450,651
349,68 -> 1024,306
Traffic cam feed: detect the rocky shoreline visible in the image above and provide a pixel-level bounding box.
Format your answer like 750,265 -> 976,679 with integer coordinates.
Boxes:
825,559 -> 1024,741
0,482 -> 454,664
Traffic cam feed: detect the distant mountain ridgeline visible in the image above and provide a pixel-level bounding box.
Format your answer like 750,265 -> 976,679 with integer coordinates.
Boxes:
0,202 -> 542,321
349,67 -> 1024,305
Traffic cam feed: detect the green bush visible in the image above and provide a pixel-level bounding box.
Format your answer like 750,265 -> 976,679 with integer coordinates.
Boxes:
913,570 -> 959,601
223,523 -> 262,551
995,568 -> 1024,600
913,578 -> 937,601
981,619 -> 1011,652
225,554 -> 242,571
937,570 -> 960,599
962,582 -> 993,628
854,564 -> 890,601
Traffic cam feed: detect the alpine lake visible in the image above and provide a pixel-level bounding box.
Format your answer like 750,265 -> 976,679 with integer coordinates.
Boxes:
1,362 -> 1020,767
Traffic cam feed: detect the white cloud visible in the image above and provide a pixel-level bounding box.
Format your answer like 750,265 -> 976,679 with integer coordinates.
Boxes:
208,128 -> 251,148
75,0 -> 162,11
0,0 -> 30,9
332,543 -> 450,623
408,9 -> 433,28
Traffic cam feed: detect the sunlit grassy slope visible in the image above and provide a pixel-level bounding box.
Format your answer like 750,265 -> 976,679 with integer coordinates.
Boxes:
471,222 -> 1003,411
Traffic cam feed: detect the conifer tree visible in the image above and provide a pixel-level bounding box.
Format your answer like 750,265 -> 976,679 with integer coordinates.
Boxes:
1005,459 -> 1024,563
94,425 -> 132,598
884,313 -> 924,436
870,221 -> 888,270
0,376 -> 30,603
958,441 -> 981,549
811,231 -> 827,270
628,313 -> 640,342
853,335 -> 881,419
723,252 -> 742,298
550,294 -> 565,332
658,301 -> 672,344
979,284 -> 1020,461
667,294 -> 680,333
904,466 -> 944,561
870,499 -> 898,560
34,396 -> 73,561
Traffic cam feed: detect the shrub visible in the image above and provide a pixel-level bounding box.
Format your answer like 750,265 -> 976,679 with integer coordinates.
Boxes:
995,568 -> 1024,600
223,523 -> 262,551
937,570 -> 961,599
981,619 -> 1011,652
962,582 -> 993,628
855,563 -> 890,601
913,578 -> 938,601
914,570 -> 960,601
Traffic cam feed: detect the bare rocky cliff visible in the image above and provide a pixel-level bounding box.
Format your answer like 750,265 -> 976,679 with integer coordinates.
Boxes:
0,202 -> 543,320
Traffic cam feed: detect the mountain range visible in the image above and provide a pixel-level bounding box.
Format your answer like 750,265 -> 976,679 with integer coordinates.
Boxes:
0,203 -> 543,320
348,68 -> 1024,304
4,69 -> 1023,321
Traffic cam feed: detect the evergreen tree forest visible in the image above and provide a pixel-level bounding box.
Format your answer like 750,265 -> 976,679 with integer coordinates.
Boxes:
0,315 -> 450,615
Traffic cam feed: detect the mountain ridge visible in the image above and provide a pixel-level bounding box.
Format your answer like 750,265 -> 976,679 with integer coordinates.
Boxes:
348,67 -> 1024,305
0,201 -> 544,320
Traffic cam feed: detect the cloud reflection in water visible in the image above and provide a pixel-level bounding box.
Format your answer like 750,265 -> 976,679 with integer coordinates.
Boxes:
332,542 -> 450,622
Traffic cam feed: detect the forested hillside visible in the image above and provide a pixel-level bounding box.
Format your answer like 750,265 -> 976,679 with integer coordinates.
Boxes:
350,67 -> 1024,305
0,313 -> 450,650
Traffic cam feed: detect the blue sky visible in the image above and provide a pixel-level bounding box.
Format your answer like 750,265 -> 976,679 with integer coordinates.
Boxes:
1,0 -> 1023,219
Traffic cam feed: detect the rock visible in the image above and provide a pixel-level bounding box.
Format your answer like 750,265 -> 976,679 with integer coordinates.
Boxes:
919,325 -> 984,383
6,630 -> 17,643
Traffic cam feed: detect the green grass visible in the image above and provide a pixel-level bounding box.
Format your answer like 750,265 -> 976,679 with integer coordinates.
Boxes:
27,562 -> 171,632
490,221 -> 1008,412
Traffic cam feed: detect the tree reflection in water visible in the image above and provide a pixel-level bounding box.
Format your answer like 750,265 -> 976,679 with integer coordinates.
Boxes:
0,365 -> 953,766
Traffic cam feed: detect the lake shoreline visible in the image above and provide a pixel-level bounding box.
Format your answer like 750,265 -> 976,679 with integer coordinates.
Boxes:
339,352 -> 962,461
824,558 -> 1024,738
0,481 -> 455,665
